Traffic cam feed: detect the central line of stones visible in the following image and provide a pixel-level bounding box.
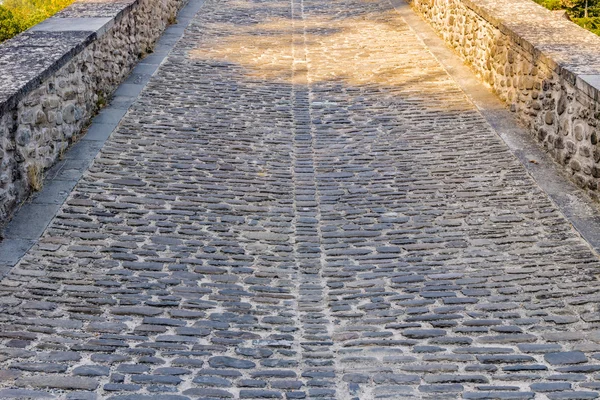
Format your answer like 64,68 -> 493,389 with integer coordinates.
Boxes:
291,0 -> 338,397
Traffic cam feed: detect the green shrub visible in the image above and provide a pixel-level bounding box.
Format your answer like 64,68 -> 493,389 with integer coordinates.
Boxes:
572,16 -> 600,34
533,0 -> 600,36
0,6 -> 20,42
561,0 -> 600,17
533,0 -> 564,10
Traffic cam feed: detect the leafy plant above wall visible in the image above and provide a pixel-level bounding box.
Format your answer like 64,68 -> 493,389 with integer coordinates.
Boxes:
534,0 -> 563,10
572,16 -> 600,34
534,0 -> 600,35
0,0 -> 75,43
0,6 -> 20,42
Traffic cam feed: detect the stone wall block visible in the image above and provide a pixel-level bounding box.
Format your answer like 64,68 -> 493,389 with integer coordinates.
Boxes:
0,0 -> 187,222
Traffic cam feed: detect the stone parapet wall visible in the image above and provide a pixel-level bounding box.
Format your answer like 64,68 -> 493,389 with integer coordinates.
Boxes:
0,0 -> 186,222
408,0 -> 600,198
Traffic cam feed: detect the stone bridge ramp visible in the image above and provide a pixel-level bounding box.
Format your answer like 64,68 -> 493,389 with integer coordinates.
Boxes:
1,0 -> 600,399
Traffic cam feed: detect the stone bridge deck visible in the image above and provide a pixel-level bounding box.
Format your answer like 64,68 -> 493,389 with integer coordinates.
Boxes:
2,0 -> 600,399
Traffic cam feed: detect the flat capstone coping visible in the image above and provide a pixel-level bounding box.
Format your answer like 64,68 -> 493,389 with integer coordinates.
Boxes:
28,17 -> 114,35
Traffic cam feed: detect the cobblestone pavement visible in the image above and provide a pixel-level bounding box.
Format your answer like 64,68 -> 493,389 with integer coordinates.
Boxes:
3,0 -> 600,399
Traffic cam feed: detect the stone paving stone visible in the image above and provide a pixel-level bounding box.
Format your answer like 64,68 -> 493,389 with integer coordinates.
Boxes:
3,0 -> 600,398
545,352 -> 589,366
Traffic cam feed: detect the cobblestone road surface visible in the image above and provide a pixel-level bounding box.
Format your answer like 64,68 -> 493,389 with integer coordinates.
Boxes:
2,0 -> 600,399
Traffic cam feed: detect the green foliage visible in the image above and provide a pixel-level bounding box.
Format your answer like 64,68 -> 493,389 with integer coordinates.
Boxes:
533,0 -> 564,10
0,0 -> 75,43
534,0 -> 600,35
0,6 -> 20,42
534,0 -> 600,14
572,16 -> 600,34
560,0 -> 600,17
